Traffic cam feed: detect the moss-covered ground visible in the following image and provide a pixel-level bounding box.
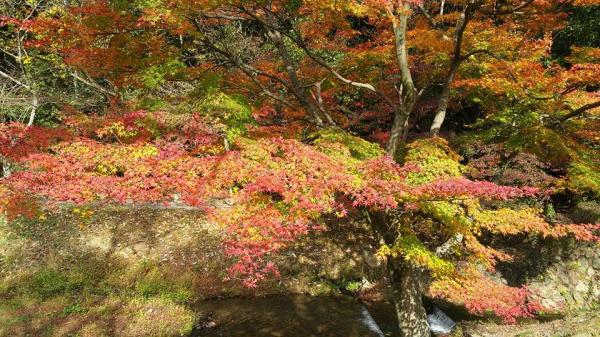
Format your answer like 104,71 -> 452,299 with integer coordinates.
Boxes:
0,206 -> 378,337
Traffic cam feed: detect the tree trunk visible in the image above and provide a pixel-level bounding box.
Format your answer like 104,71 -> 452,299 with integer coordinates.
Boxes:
386,8 -> 419,156
367,210 -> 430,337
429,76 -> 453,137
27,96 -> 38,127
386,259 -> 430,337
267,30 -> 325,127
429,1 -> 476,136
1,157 -> 11,179
387,109 -> 409,157
401,113 -> 410,142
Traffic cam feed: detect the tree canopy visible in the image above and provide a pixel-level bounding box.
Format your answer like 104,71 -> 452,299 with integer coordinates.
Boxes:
1,1 -> 599,336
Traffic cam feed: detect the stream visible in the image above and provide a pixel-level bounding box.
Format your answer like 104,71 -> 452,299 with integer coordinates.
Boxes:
191,295 -> 400,337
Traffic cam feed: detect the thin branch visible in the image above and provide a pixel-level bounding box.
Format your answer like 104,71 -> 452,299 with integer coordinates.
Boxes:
288,19 -> 396,107
239,5 -> 392,106
311,78 -> 335,125
479,0 -> 536,16
190,18 -> 294,91
27,96 -> 38,127
558,100 -> 600,123
416,4 -> 442,30
239,66 -> 295,109
0,69 -> 32,91
70,71 -> 117,97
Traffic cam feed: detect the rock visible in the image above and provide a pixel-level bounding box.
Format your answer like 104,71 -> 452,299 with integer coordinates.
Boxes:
363,250 -> 380,268
575,281 -> 590,294
427,306 -> 456,336
592,257 -> 600,269
541,298 -> 558,309
578,258 -> 590,270
572,290 -> 586,304
586,267 -> 595,277
557,269 -> 571,284
204,321 -> 217,328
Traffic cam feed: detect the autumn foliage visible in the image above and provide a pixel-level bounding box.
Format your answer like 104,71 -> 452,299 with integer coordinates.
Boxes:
1,0 -> 599,329
1,113 -> 598,322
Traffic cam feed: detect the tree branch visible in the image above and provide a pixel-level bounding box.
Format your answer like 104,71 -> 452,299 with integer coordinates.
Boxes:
479,0 -> 536,16
0,69 -> 32,91
70,71 -> 116,97
558,100 -> 600,123
430,1 -> 480,135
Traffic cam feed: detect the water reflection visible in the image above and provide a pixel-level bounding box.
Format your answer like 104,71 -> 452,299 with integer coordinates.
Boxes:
192,295 -> 399,337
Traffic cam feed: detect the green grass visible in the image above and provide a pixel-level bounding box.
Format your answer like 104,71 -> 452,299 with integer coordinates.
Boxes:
0,258 -> 197,337
29,269 -> 84,299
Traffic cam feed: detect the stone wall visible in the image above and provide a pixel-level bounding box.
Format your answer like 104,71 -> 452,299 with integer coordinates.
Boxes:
527,243 -> 600,311
2,204 -> 597,312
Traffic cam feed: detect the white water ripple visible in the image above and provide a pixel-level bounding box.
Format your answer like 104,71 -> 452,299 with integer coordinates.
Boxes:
360,305 -> 386,337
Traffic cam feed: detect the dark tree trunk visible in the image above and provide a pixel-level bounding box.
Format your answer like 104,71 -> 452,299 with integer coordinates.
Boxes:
267,30 -> 326,127
368,211 -> 430,337
386,261 -> 430,337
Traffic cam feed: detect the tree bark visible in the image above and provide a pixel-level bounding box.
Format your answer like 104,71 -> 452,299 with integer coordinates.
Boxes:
27,96 -> 38,127
386,261 -> 430,337
367,210 -> 431,337
557,100 -> 600,123
1,157 -> 11,179
429,1 -> 477,136
387,109 -> 409,157
386,7 -> 419,156
267,30 -> 325,127
429,74 -> 454,137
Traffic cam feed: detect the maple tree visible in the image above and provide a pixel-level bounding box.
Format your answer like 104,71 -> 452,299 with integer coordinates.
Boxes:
1,113 -> 598,336
1,1 -> 600,336
160,0 -> 600,155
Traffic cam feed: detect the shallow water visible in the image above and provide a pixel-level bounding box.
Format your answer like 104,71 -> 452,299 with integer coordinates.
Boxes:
192,295 -> 399,337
